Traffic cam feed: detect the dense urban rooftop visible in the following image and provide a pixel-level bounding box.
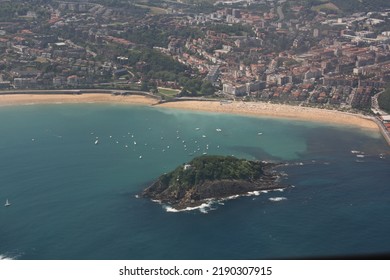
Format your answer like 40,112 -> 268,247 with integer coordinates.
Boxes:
0,0 -> 390,117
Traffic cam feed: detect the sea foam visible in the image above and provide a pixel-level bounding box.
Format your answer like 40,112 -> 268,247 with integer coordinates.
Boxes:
269,197 -> 287,202
0,254 -> 15,260
246,191 -> 261,196
164,200 -> 215,214
162,187 -> 289,213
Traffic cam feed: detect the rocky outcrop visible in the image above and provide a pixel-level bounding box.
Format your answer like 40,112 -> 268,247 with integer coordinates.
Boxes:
142,155 -> 285,210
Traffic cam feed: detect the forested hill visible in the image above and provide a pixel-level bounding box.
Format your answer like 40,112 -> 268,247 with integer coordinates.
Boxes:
306,0 -> 390,13
333,0 -> 390,12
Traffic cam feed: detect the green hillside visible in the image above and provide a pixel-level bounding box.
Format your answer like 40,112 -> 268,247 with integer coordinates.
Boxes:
332,0 -> 390,12
378,88 -> 390,114
306,0 -> 390,13
156,155 -> 266,192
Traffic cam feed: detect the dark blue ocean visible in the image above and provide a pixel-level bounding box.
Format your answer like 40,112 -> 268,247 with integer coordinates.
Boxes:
0,104 -> 389,260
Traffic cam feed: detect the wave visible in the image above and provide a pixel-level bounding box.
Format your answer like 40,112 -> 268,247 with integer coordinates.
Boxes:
163,191 -> 266,213
246,191 -> 261,196
246,190 -> 270,196
164,206 -> 180,213
284,162 -> 304,166
162,187 -> 290,213
225,194 -> 240,199
0,254 -> 16,260
269,197 -> 287,202
164,200 -> 215,214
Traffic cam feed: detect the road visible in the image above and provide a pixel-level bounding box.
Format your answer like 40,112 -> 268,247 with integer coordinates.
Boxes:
277,6 -> 284,22
371,90 -> 387,115
371,90 -> 390,146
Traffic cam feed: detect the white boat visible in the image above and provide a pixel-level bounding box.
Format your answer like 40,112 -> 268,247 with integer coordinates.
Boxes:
4,199 -> 11,207
94,139 -> 99,145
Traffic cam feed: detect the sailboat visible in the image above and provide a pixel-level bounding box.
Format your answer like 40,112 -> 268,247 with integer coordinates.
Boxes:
4,199 -> 11,207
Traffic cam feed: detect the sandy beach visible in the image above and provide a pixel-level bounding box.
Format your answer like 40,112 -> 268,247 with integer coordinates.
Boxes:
158,100 -> 379,131
0,93 -> 379,131
0,93 -> 157,106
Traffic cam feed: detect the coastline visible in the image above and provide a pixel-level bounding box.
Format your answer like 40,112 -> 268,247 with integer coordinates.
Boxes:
0,93 -> 157,106
158,100 -> 379,131
0,92 -> 379,131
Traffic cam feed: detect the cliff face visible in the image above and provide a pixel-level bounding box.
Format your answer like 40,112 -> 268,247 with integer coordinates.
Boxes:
142,155 -> 285,210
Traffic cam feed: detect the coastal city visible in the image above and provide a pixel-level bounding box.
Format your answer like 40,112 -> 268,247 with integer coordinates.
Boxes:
2,0 -> 390,266
0,0 -> 390,141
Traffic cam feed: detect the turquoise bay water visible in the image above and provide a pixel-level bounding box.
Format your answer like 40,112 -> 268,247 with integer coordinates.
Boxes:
0,104 -> 389,259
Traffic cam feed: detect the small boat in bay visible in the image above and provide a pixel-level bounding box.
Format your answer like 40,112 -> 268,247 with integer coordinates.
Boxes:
4,199 -> 11,207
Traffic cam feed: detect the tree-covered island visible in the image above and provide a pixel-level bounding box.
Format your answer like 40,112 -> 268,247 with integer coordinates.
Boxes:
142,155 -> 286,210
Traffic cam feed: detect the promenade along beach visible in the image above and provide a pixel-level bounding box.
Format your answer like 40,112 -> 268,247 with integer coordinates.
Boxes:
0,92 -> 379,131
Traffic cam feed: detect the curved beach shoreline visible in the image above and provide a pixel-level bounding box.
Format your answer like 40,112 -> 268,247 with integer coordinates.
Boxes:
0,92 -> 378,131
158,100 -> 378,131
0,93 -> 156,106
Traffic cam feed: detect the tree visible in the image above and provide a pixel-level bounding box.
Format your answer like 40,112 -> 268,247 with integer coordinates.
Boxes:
140,80 -> 149,92
378,88 -> 390,113
200,81 -> 215,96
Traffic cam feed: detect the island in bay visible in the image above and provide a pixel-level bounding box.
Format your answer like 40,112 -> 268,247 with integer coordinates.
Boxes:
142,155 -> 286,210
